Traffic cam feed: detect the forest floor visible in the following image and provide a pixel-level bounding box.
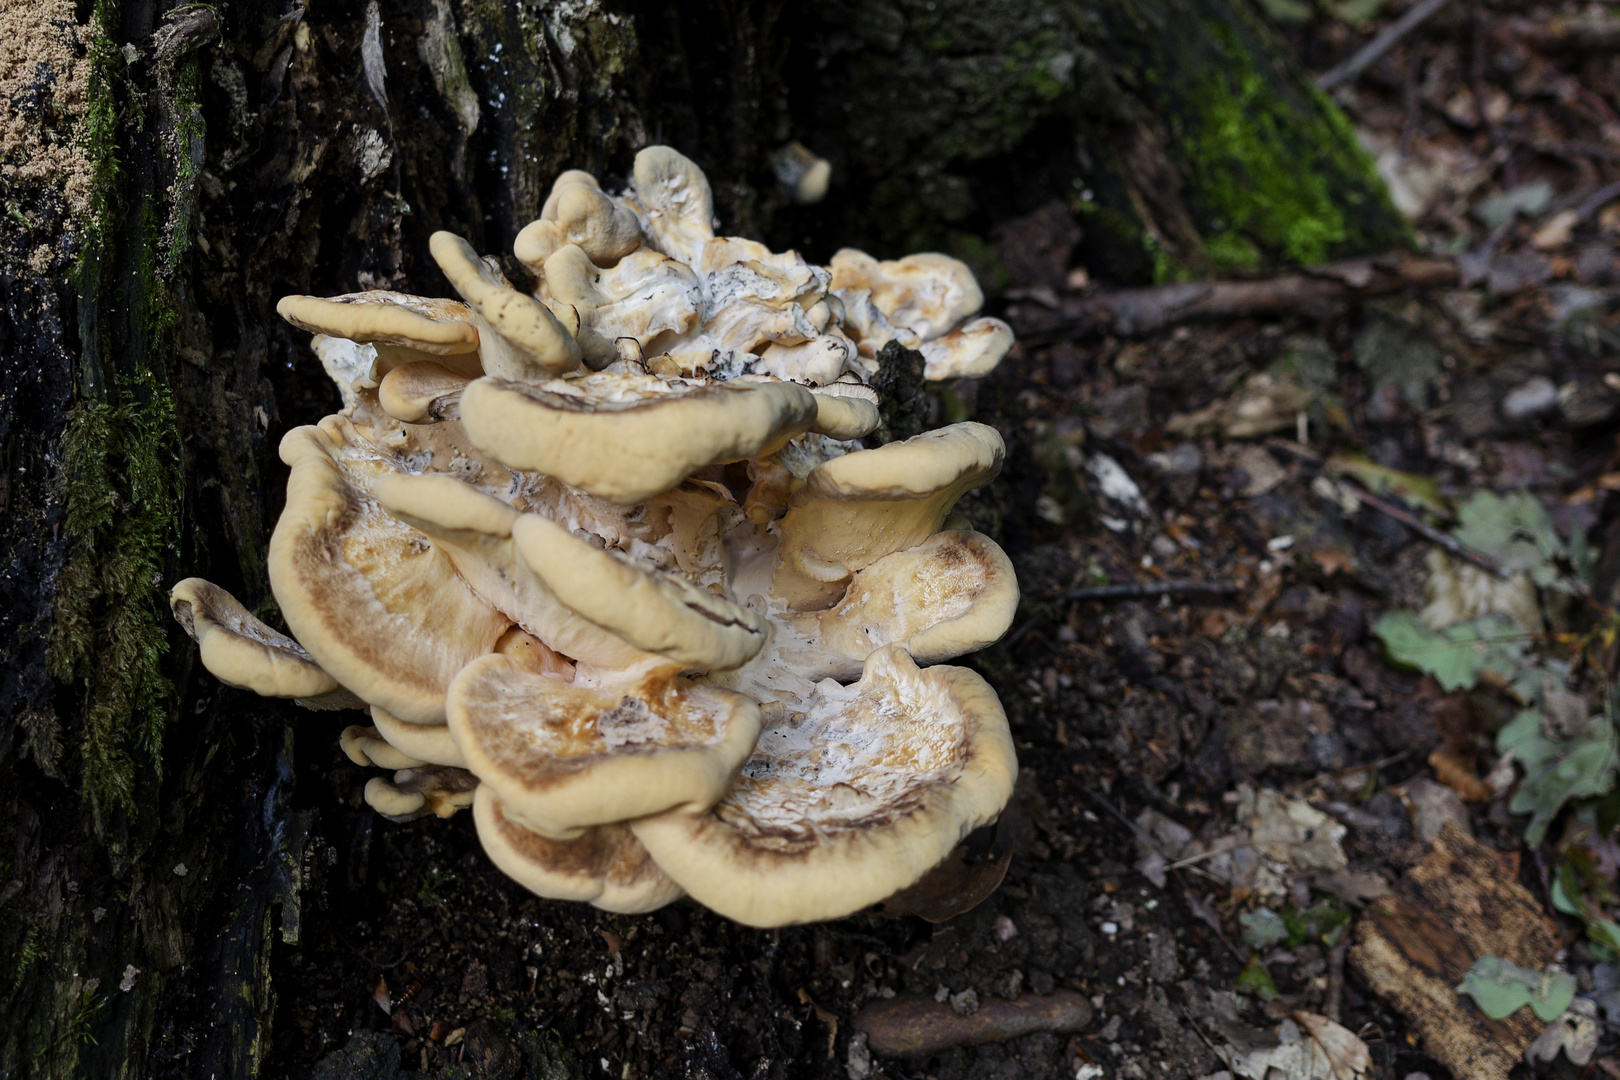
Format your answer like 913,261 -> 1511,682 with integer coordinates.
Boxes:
270,4 -> 1620,1079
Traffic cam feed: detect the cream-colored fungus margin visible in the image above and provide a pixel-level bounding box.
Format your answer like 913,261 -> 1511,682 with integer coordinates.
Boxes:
171,146 -> 1022,923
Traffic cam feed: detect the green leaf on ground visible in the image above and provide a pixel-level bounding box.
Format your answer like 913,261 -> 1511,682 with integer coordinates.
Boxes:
1241,907 -> 1288,949
1282,900 -> 1351,946
1459,956 -> 1576,1021
1498,709 -> 1619,845
1452,490 -> 1567,588
1373,611 -> 1522,691
1326,454 -> 1450,518
1237,956 -> 1280,1001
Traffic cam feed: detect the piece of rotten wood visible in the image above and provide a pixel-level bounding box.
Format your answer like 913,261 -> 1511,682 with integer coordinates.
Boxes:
1014,255 -> 1460,343
852,991 -> 1093,1057
1349,822 -> 1557,1080
1496,14 -> 1620,51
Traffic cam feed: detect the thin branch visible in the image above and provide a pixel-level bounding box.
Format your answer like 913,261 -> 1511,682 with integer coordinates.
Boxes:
1316,0 -> 1452,91
1059,580 -> 1240,603
1013,254 -> 1461,344
1341,482 -> 1508,577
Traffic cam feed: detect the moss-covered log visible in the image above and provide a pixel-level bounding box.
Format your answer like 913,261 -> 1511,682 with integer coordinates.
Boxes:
0,0 -> 1403,1077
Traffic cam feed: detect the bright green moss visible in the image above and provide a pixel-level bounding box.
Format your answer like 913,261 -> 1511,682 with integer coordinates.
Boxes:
1175,22 -> 1406,273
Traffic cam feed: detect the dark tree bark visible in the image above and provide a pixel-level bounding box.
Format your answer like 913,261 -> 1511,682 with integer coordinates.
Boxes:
0,1 -> 1402,1077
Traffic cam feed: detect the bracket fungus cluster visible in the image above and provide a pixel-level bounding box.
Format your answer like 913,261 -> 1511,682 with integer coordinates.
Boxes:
170,147 -> 1020,927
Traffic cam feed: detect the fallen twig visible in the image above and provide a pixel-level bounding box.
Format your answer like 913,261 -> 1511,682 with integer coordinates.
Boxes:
1495,13 -> 1620,51
852,991 -> 1093,1057
1340,483 -> 1508,578
1576,178 -> 1620,221
1324,932 -> 1351,1023
1014,254 -> 1460,344
1059,580 -> 1240,602
1316,0 -> 1451,91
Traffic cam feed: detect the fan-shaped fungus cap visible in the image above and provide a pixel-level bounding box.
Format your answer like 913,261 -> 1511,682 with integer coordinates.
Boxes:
458,372 -> 819,504
630,645 -> 1016,927
169,577 -> 357,708
919,317 -> 1015,381
340,724 -> 425,770
373,471 -> 764,671
371,706 -> 468,769
269,421 -> 510,723
446,653 -> 763,838
807,384 -> 880,441
772,422 -> 1006,610
377,360 -> 471,424
797,530 -> 1019,678
429,231 -> 583,380
510,513 -> 766,672
828,250 -> 984,343
539,244 -> 701,351
630,146 -> 715,267
364,766 -> 478,822
473,788 -> 684,914
276,291 -> 484,379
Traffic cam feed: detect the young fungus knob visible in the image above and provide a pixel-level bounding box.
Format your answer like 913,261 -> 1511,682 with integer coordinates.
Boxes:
629,145 -> 715,267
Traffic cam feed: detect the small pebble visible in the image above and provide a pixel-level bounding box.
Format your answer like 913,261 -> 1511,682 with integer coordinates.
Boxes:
1501,376 -> 1558,421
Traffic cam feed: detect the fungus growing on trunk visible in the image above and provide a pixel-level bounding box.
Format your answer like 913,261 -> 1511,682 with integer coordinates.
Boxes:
171,146 -> 1021,925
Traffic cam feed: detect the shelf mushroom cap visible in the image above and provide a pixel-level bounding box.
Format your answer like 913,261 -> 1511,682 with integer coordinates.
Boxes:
772,422 -> 1006,610
510,513 -> 766,672
629,146 -> 715,267
446,653 -> 764,839
373,470 -> 764,672
275,290 -> 482,374
458,372 -> 819,504
363,766 -> 478,822
340,725 -> 426,770
472,787 -> 685,914
370,706 -> 468,769
919,317 -> 1015,381
630,645 -> 1017,927
429,231 -> 583,380
795,530 -> 1020,679
828,249 -> 984,343
376,360 -> 472,424
169,577 -> 346,702
268,421 -> 510,723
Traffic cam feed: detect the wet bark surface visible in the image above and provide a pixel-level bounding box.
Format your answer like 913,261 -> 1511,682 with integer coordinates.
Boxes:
0,1 -> 1406,1078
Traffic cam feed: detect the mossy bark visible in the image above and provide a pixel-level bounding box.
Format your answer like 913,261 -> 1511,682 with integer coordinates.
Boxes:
0,1 -> 1402,1077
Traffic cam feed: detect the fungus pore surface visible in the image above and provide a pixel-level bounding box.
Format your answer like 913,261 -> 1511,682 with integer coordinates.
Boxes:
172,147 -> 1019,925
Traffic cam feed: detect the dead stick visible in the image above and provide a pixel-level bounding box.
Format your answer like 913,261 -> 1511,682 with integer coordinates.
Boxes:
1059,580 -> 1240,602
1316,0 -> 1452,90
1016,255 -> 1461,344
1343,484 -> 1508,577
1324,933 -> 1351,1023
